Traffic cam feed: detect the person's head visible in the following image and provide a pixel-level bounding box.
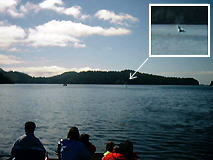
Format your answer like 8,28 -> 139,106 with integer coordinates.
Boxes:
25,121 -> 36,134
112,145 -> 120,153
67,127 -> 80,140
119,140 -> 133,154
80,134 -> 90,143
106,142 -> 115,152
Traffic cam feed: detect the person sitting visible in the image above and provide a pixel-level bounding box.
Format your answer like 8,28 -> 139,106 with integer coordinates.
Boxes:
119,140 -> 139,160
103,140 -> 139,160
103,142 -> 115,157
10,121 -> 46,160
57,127 -> 91,160
80,134 -> 96,153
102,144 -> 126,160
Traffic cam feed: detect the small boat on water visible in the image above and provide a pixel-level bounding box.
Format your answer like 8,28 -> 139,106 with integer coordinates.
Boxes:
63,83 -> 67,86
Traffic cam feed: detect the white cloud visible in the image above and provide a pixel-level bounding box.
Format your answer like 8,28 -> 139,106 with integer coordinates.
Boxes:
95,9 -> 139,25
26,20 -> 131,47
0,23 -> 26,50
5,66 -> 102,77
0,20 -> 131,50
39,0 -> 64,12
0,0 -> 24,17
0,0 -> 89,19
39,0 -> 90,19
0,54 -> 23,65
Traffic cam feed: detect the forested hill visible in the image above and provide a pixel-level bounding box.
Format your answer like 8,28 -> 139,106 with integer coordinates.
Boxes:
0,68 -> 199,85
151,6 -> 208,24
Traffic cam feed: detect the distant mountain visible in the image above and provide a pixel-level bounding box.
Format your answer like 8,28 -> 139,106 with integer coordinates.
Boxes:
0,68 -> 199,85
0,69 -> 32,83
0,69 -> 13,84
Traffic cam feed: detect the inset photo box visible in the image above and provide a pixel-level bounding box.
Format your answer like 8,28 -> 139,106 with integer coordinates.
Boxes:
149,4 -> 210,57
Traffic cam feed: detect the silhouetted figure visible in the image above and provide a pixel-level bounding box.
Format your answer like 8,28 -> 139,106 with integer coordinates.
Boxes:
10,121 -> 46,160
80,134 -> 96,153
177,25 -> 185,32
57,127 -> 91,160
103,142 -> 115,157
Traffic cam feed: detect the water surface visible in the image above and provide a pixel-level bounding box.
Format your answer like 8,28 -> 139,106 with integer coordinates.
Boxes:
0,84 -> 212,159
151,25 -> 208,55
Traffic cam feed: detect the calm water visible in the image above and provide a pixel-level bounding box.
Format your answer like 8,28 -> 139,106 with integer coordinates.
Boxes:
151,25 -> 208,55
0,84 -> 213,159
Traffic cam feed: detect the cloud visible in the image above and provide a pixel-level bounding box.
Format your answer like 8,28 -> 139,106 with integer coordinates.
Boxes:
0,19 -> 131,50
39,0 -> 89,19
5,66 -> 102,77
0,54 -> 23,65
26,20 -> 131,47
0,22 -> 26,51
95,9 -> 139,25
0,0 -> 89,19
0,0 -> 26,18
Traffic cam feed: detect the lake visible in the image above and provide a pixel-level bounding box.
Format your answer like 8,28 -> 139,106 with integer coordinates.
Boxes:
0,84 -> 212,159
151,25 -> 208,55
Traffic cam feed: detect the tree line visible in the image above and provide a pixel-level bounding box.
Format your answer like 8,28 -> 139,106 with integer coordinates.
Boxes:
0,68 -> 199,85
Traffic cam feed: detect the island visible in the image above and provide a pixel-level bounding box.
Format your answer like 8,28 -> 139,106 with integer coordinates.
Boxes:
0,68 -> 199,85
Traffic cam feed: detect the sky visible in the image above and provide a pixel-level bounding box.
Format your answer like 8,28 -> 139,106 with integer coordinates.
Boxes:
0,0 -> 212,84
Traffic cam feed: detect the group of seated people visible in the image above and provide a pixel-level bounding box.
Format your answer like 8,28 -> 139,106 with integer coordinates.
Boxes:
10,121 -> 139,160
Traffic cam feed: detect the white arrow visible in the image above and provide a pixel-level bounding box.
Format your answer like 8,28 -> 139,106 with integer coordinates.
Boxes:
129,58 -> 149,80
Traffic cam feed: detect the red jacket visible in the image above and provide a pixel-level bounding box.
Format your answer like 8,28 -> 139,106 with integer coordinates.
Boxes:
103,153 -> 127,160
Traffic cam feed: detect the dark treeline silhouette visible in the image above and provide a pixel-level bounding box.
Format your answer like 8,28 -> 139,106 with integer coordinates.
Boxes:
0,69 -> 13,84
151,6 -> 208,24
0,68 -> 199,85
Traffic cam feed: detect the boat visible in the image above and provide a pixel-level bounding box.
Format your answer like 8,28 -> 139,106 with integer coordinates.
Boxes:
0,153 -> 103,160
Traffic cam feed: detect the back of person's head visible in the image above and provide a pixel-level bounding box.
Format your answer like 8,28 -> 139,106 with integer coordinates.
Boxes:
25,121 -> 36,134
67,127 -> 80,140
113,145 -> 120,153
119,140 -> 133,154
119,140 -> 134,158
80,134 -> 90,143
106,142 -> 115,152
123,140 -> 133,153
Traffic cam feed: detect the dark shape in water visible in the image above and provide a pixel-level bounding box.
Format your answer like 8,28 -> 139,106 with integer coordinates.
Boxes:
177,25 -> 185,32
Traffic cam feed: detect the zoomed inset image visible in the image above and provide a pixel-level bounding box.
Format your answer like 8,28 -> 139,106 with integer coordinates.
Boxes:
150,4 -> 210,57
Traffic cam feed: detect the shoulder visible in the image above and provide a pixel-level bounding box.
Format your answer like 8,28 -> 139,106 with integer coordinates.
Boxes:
60,139 -> 86,149
14,134 -> 27,144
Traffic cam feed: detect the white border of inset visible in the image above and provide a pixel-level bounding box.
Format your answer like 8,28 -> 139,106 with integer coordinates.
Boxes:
149,4 -> 210,58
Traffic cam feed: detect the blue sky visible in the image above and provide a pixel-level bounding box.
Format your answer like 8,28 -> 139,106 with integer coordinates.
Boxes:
0,0 -> 212,84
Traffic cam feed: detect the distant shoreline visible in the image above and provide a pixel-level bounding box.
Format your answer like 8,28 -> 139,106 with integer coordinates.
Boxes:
0,68 -> 199,85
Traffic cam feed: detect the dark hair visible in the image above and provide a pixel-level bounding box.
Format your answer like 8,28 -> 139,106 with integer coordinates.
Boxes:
67,127 -> 80,140
25,121 -> 36,133
106,142 -> 115,152
113,145 -> 120,153
80,134 -> 90,143
119,140 -> 133,155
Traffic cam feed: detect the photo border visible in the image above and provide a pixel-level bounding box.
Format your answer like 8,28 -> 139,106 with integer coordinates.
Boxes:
149,3 -> 211,58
